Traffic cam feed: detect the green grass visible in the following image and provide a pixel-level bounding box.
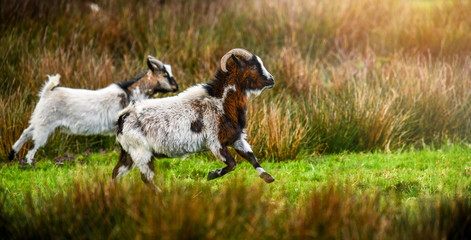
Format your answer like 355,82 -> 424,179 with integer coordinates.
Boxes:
2,144 -> 471,239
2,144 -> 470,206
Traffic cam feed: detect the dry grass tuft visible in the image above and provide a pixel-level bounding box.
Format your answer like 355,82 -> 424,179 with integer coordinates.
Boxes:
248,95 -> 309,161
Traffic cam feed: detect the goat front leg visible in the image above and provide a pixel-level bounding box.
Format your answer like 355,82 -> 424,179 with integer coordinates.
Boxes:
234,137 -> 275,183
207,146 -> 237,181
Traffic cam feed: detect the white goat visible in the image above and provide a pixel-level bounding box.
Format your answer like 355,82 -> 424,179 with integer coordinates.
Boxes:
113,48 -> 275,192
9,56 -> 179,166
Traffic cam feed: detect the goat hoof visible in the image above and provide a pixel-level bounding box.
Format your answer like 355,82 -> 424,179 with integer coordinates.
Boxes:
18,159 -> 27,170
30,160 -> 37,171
260,172 -> 275,183
8,149 -> 15,161
207,171 -> 219,181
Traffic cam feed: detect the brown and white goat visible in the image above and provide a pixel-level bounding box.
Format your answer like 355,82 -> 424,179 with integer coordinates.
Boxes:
113,48 -> 275,192
9,56 -> 178,166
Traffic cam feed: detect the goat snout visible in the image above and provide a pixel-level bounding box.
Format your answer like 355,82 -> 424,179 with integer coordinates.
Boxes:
170,78 -> 179,92
172,84 -> 179,92
266,77 -> 275,88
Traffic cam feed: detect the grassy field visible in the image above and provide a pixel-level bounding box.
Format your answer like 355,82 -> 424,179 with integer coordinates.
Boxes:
1,144 -> 471,239
3,144 -> 471,204
2,0 -> 471,238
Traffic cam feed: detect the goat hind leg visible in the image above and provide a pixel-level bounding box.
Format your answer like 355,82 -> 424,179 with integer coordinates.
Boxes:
9,125 -> 34,161
138,162 -> 161,193
134,151 -> 161,193
112,147 -> 135,181
25,125 -> 54,166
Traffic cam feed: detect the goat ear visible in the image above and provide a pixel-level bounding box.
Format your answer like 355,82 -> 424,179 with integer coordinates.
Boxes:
231,54 -> 245,69
147,55 -> 164,72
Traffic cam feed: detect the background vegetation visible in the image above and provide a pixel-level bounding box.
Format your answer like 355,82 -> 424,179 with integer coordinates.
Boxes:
1,0 -> 471,238
2,0 -> 471,161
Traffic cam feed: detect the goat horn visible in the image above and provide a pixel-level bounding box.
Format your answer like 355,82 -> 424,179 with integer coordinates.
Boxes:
148,55 -> 164,69
220,48 -> 253,72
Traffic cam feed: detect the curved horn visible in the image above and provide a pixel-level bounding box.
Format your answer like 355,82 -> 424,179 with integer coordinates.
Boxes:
148,55 -> 164,70
220,48 -> 253,72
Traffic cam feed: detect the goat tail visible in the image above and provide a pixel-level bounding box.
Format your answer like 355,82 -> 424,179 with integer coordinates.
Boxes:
116,100 -> 135,135
117,100 -> 135,121
38,74 -> 60,97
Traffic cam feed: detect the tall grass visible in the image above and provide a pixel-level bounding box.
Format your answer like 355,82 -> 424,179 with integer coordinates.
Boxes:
300,55 -> 471,153
248,95 -> 309,161
1,0 -> 471,161
2,178 -> 470,239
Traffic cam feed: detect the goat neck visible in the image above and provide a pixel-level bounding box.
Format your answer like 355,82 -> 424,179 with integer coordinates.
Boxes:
207,66 -> 249,146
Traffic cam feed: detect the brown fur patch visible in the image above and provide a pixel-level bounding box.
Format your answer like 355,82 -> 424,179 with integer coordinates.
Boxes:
190,119 -> 203,133
190,101 -> 205,133
118,93 -> 128,108
218,90 -> 248,146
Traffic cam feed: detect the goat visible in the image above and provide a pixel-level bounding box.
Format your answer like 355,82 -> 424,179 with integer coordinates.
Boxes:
9,56 -> 179,166
113,48 -> 275,192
